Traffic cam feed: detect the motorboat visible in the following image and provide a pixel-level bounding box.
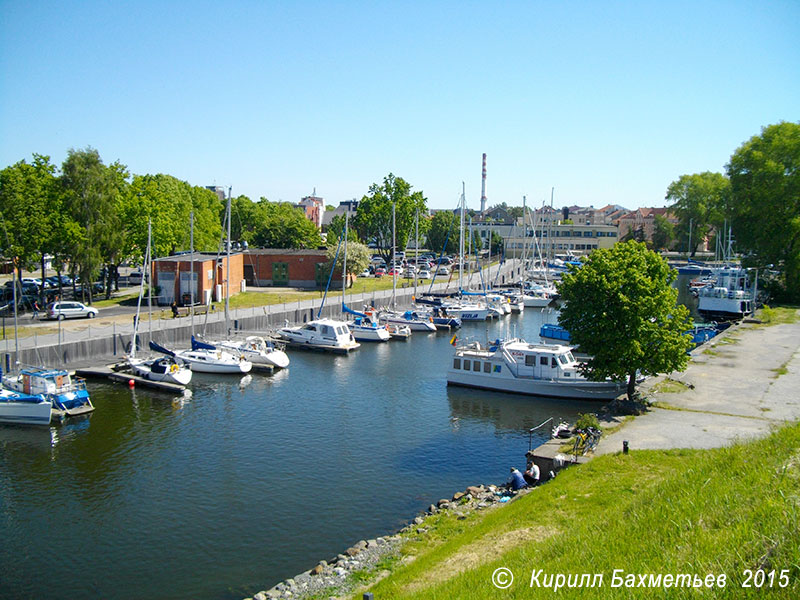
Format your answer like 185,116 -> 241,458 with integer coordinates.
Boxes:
0,387 -> 52,426
277,318 -> 360,352
2,367 -> 94,418
696,265 -> 754,319
204,335 -> 290,368
447,338 -> 625,400
342,305 -> 391,342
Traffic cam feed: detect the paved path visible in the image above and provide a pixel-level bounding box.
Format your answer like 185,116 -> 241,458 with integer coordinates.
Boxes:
595,313 -> 800,455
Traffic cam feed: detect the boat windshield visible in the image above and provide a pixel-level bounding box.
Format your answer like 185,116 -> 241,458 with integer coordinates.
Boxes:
565,351 -> 575,363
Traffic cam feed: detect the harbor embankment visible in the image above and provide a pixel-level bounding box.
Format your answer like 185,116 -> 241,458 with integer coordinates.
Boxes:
2,261 -> 523,370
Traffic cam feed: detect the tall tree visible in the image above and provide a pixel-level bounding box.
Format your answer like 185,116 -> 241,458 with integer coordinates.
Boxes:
726,122 -> 800,301
0,154 -> 60,302
353,174 -> 427,263
666,172 -> 729,256
651,213 -> 675,251
557,240 -> 693,402
425,211 -> 460,256
251,200 -> 322,249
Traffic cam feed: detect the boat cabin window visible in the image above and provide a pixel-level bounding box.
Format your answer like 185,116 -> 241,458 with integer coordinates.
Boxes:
566,351 -> 575,363
303,324 -> 316,331
540,356 -> 549,365
453,358 -> 461,369
551,357 -> 558,367
473,361 -> 481,371
321,325 -> 332,335
525,355 -> 536,366
463,360 -> 470,371
483,362 -> 491,373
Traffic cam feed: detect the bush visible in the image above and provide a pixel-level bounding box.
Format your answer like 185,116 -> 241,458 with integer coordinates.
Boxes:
575,412 -> 600,430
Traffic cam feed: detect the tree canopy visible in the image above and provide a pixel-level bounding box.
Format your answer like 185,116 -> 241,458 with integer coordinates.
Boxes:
665,172 -> 729,256
353,174 -> 427,262
726,121 -> 800,302
250,200 -> 322,249
557,240 -> 693,401
426,211 -> 460,256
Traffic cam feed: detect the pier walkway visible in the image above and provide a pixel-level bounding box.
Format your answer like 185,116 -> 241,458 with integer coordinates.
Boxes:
595,312 -> 800,455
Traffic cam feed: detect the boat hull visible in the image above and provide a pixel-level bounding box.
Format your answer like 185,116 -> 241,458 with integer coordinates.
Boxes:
446,369 -> 624,400
0,395 -> 52,426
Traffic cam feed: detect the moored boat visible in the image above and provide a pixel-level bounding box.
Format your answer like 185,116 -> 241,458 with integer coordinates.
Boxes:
3,367 -> 94,417
447,338 -> 625,400
0,387 -> 52,426
278,318 -> 360,352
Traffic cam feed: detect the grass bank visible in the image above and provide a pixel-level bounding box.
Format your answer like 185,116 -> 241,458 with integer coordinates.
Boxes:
352,422 -> 800,599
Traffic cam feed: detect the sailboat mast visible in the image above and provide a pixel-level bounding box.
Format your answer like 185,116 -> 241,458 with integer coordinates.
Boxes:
414,208 -> 418,298
190,211 -> 194,334
225,186 -> 231,335
521,195 -> 527,282
391,201 -> 396,309
342,212 -> 348,307
459,182 -> 465,291
147,218 -> 153,343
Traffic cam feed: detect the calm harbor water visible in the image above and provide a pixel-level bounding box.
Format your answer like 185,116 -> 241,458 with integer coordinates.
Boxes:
1,307 -> 601,600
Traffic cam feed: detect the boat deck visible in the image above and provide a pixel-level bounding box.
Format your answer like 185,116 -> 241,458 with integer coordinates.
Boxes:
76,366 -> 188,394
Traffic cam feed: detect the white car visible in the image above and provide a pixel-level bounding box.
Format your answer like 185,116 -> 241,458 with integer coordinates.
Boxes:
46,301 -> 98,320
417,270 -> 432,279
435,267 -> 450,276
358,269 -> 371,277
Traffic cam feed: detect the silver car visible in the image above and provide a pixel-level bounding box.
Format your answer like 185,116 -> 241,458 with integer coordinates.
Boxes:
46,301 -> 99,320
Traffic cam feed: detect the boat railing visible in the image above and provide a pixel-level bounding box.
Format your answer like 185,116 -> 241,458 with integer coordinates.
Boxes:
501,347 -> 520,377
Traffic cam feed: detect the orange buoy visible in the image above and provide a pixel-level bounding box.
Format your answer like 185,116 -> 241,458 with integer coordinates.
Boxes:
128,379 -> 135,387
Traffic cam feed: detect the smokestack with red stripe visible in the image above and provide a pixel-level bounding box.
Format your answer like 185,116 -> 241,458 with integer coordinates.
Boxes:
480,153 -> 487,213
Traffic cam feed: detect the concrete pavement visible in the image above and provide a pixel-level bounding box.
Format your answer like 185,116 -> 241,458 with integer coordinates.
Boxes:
595,312 -> 800,455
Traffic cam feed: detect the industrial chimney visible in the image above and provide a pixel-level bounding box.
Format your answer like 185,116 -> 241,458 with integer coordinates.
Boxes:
480,153 -> 487,213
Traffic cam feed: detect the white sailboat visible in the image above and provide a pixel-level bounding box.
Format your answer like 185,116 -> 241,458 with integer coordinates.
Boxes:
127,219 -> 193,386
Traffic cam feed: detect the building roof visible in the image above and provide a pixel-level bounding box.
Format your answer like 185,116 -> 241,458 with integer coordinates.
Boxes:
244,248 -> 328,256
153,252 -> 243,264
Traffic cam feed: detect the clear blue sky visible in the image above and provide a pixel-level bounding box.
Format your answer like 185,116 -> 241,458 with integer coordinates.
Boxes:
1,0 -> 798,211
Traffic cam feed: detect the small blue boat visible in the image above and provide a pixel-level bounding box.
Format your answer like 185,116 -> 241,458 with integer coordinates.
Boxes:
2,367 -> 94,418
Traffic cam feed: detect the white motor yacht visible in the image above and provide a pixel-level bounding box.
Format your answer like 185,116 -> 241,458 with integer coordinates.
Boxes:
0,388 -> 52,426
447,338 -> 625,400
278,318 -> 360,352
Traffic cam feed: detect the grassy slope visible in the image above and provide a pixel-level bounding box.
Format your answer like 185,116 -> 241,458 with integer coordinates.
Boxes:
357,423 -> 800,599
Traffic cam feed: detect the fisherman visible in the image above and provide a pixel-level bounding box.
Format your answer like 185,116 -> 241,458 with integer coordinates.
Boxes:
523,461 -> 540,487
508,467 -> 527,491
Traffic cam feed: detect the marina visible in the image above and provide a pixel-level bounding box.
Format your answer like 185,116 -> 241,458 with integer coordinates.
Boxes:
0,306 -> 595,600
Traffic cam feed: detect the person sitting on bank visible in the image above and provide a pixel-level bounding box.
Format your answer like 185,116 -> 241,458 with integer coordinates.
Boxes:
508,467 -> 527,490
524,461 -> 540,486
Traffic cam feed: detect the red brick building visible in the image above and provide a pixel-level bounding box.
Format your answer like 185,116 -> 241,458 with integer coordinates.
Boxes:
152,253 -> 244,306
243,249 -> 352,289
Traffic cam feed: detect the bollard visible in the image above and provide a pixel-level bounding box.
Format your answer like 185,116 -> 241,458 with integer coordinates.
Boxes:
363,594 -> 374,600
623,440 -> 629,454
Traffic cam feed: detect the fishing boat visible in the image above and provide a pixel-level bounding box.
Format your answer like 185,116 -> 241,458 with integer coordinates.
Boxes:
447,338 -> 625,400
0,386 -> 52,426
696,265 -> 754,319
278,318 -> 361,352
3,367 -> 95,417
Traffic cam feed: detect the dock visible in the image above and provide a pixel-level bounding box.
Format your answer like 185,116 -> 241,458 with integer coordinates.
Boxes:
282,341 -> 360,354
76,366 -> 188,394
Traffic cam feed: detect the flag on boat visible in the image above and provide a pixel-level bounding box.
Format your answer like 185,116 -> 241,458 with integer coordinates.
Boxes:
450,334 -> 457,346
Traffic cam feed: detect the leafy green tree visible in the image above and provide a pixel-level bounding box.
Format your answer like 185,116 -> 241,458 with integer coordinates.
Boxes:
0,154 -> 61,302
666,172 -> 729,256
326,213 -> 359,243
470,228 -> 483,253
353,174 -> 427,262
727,122 -> 800,302
489,230 -> 504,255
652,213 -> 675,251
60,147 -> 127,303
426,211 -> 460,256
324,239 -> 370,286
229,194 -> 260,245
557,240 -> 693,401
251,200 -> 322,249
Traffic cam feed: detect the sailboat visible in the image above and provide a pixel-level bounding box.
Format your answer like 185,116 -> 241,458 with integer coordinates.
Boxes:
127,219 -> 193,385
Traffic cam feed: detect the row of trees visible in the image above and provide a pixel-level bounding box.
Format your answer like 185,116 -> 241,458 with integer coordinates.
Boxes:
662,122 -> 799,301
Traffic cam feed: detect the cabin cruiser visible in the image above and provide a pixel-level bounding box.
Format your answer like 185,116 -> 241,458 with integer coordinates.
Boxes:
447,338 -> 625,400
0,387 -> 52,426
278,318 -> 360,352
3,367 -> 94,418
342,305 -> 391,342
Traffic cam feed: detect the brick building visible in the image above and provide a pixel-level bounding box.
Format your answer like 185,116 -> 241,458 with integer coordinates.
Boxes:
243,249 -> 344,289
152,253 -> 244,306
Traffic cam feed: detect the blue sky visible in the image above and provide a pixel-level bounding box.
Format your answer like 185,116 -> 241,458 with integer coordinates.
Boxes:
1,0 -> 798,211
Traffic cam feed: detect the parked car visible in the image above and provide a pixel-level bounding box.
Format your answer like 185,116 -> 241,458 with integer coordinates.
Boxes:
435,267 -> 450,276
417,270 -> 432,279
358,269 -> 371,277
128,271 -> 145,285
46,301 -> 98,320
374,267 -> 386,277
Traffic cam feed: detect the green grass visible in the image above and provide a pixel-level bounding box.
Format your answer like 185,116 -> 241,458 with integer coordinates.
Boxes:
757,306 -> 800,326
651,377 -> 691,394
354,422 -> 800,599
